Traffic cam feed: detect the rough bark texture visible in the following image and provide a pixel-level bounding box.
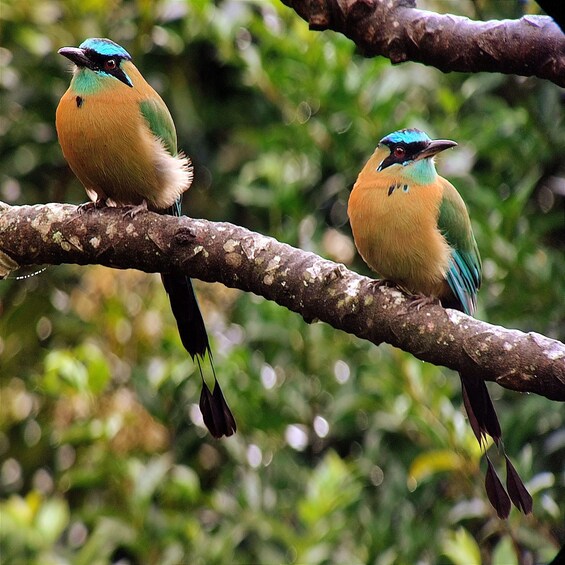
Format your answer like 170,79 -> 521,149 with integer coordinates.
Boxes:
280,0 -> 565,87
1,202 -> 564,401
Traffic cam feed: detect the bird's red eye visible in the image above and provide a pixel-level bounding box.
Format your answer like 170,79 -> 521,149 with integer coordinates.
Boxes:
394,146 -> 406,158
104,59 -> 117,71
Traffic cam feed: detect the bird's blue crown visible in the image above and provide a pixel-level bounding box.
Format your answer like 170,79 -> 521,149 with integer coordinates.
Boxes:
380,128 -> 431,146
79,38 -> 132,60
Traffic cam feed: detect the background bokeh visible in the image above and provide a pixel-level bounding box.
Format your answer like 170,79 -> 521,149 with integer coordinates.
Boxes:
1,1 -> 564,563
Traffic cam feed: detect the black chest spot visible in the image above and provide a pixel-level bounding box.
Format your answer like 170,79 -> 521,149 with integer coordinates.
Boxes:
76,96 -> 83,108
388,183 -> 410,196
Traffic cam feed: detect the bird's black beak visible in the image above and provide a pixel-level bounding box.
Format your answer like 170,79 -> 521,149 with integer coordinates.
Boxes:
414,139 -> 457,161
415,139 -> 457,161
58,47 -> 91,68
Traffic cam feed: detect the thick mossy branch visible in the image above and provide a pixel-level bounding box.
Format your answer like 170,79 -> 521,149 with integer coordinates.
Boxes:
1,202 -> 564,400
280,0 -> 565,87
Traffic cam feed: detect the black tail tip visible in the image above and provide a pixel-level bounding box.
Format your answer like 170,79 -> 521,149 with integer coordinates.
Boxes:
484,455 -> 533,518
199,380 -> 237,439
485,455 -> 511,519
505,455 -> 533,515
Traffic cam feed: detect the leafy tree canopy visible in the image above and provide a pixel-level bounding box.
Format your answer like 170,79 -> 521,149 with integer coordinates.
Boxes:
0,0 -> 563,563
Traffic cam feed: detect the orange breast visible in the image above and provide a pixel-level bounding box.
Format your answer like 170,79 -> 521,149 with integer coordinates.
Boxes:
348,159 -> 452,297
56,78 -> 160,206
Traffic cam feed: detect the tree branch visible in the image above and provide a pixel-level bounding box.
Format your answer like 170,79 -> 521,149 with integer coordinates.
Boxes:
1,202 -> 564,401
280,0 -> 565,87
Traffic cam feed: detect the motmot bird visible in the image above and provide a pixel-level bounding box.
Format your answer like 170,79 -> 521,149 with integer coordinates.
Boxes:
56,38 -> 236,438
348,128 -> 532,518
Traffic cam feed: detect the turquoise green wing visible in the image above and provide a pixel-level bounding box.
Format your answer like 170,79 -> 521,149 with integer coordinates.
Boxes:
139,98 -> 178,156
438,181 -> 482,316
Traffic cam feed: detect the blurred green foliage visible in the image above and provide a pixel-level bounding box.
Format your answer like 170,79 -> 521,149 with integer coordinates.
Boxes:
1,0 -> 564,563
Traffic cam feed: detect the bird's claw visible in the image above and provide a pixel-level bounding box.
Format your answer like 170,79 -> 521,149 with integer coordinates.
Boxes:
123,201 -> 148,219
409,293 -> 440,310
368,278 -> 395,290
77,199 -> 106,214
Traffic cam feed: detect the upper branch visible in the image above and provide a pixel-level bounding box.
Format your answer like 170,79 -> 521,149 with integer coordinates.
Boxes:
1,202 -> 564,401
280,0 -> 565,87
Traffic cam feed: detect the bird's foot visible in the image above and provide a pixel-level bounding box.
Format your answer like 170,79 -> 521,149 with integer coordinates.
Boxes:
409,293 -> 440,310
77,199 -> 107,214
123,201 -> 148,219
368,278 -> 396,290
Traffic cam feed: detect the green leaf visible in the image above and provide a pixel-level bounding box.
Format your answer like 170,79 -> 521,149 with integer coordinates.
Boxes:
442,527 -> 482,565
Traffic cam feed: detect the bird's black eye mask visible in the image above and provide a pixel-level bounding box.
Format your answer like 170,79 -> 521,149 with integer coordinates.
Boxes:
377,140 -> 430,171
82,49 -> 133,87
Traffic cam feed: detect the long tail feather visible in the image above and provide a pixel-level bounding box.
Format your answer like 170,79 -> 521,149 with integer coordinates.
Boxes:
459,372 -> 532,516
459,372 -> 501,445
460,374 -> 486,446
505,455 -> 533,514
162,273 -> 237,438
161,273 -> 210,358
199,371 -> 237,438
485,455 -> 511,519
161,199 -> 236,438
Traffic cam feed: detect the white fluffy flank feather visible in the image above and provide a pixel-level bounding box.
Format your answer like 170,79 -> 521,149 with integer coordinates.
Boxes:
147,136 -> 193,210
